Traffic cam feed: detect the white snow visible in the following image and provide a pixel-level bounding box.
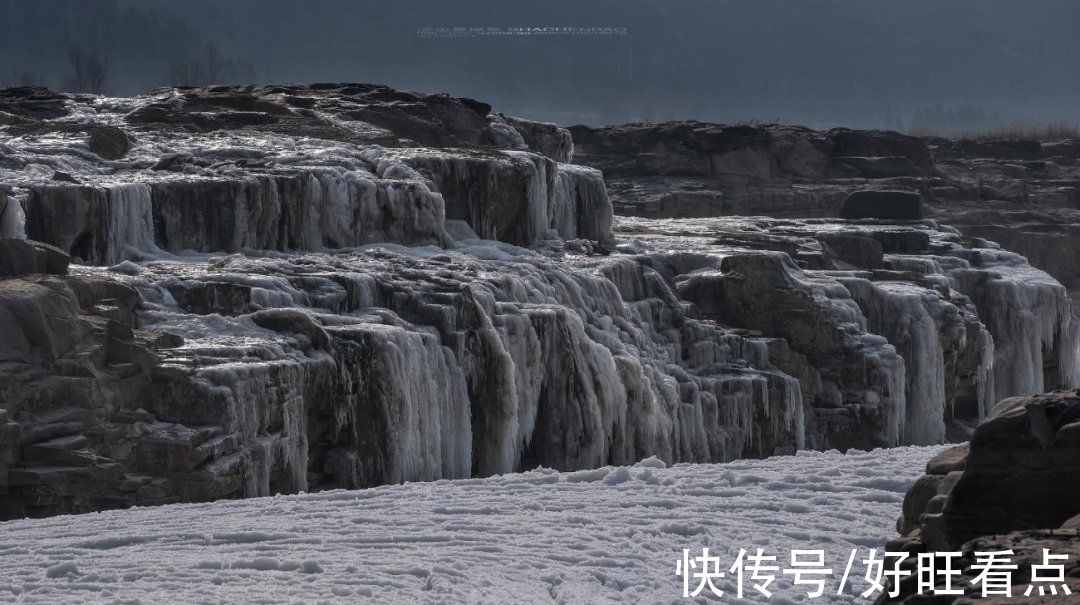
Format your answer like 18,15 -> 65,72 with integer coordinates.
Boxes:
0,446 -> 943,604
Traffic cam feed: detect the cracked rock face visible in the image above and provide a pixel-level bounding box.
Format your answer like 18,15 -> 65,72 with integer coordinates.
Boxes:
1,84 -> 1078,518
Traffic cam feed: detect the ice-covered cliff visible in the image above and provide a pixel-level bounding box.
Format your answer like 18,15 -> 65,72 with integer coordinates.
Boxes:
569,121 -> 1080,301
0,84 -> 1076,518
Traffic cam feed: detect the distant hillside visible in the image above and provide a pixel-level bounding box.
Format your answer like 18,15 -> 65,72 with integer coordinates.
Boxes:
2,0 -> 1079,128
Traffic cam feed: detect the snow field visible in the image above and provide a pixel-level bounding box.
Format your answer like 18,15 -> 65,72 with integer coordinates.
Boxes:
0,446 -> 944,604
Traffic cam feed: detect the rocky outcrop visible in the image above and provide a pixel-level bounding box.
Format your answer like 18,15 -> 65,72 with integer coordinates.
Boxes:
118,83 -> 574,162
10,213 -> 1061,518
0,86 -> 70,121
0,85 -> 794,517
893,391 -> 1080,551
0,243 -> 816,517
882,390 -> 1080,603
0,238 -> 68,277
2,84 -> 1079,520
568,121 -> 931,218
1,86 -> 604,261
618,217 -> 1078,448
570,121 -> 1080,295
879,529 -> 1080,604
0,254 -> 179,517
840,190 -> 923,221
501,115 -> 574,163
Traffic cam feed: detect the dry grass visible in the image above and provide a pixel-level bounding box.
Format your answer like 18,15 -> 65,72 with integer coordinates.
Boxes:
908,119 -> 1080,141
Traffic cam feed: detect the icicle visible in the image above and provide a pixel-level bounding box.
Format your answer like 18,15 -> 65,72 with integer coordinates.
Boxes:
946,248 -> 1080,400
107,182 -> 157,262
0,187 -> 26,239
842,278 -> 948,445
553,163 -> 613,243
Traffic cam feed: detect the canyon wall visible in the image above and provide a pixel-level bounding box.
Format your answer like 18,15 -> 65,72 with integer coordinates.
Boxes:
570,121 -> 1080,295
1,85 -> 1077,518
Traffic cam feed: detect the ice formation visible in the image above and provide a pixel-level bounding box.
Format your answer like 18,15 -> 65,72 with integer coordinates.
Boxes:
0,445 -> 946,604
616,216 -> 1076,448
1,84 -> 1076,516
85,242 -> 806,491
840,279 -> 957,444
945,248 -> 1080,404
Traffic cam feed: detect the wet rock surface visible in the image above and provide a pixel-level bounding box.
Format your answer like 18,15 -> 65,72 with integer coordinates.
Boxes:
1,84 -> 1079,518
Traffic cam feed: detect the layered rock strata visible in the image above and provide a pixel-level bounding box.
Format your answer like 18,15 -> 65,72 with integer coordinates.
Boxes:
616,216 -> 1078,448
1,85 -> 1078,518
570,121 -> 1080,296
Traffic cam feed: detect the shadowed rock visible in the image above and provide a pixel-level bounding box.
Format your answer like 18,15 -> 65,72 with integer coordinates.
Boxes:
882,390 -> 1080,603
891,390 -> 1080,551
0,239 -> 69,277
839,190 -> 923,221
86,125 -> 132,160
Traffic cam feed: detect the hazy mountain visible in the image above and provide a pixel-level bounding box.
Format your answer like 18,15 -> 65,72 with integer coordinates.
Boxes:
2,0 -> 1078,128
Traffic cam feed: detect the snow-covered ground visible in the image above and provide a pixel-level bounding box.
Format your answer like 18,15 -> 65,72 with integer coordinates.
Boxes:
0,446 -> 943,604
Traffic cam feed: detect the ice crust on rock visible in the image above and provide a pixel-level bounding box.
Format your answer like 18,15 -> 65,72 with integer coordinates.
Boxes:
91,243 -> 807,490
617,216 -> 1079,449
946,247 -> 1080,403
3,89 -> 608,259
1,85 -> 1077,517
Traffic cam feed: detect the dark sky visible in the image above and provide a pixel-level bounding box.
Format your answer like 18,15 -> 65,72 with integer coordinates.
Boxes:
2,0 -> 1079,130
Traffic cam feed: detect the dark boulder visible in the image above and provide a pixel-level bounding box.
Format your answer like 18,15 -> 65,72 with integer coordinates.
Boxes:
881,390 -> 1080,602
167,281 -> 253,316
839,190 -> 923,221
942,390 -> 1080,547
0,239 -> 70,278
890,390 -> 1080,552
878,528 -> 1080,603
86,125 -> 132,160
817,233 -> 884,269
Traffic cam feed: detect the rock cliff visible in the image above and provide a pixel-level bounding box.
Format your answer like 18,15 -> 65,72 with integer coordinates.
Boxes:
570,121 -> 1080,298
1,84 -> 1077,518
